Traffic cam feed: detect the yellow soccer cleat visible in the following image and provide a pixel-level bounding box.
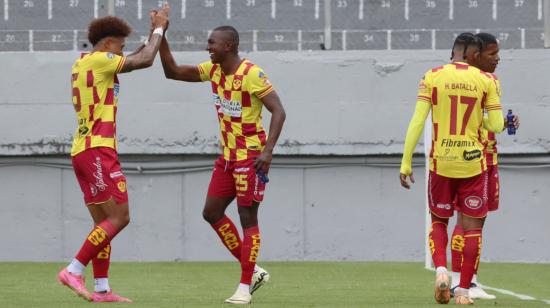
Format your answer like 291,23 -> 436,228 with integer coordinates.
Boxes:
434,272 -> 451,304
455,287 -> 475,305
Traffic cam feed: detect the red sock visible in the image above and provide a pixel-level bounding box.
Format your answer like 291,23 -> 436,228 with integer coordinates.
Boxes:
240,225 -> 260,285
460,229 -> 482,289
75,219 -> 119,266
92,244 -> 111,279
429,215 -> 449,268
451,223 -> 464,273
211,216 -> 242,260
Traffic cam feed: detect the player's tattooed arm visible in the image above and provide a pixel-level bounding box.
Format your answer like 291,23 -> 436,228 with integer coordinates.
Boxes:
159,36 -> 202,82
120,3 -> 170,73
126,32 -> 149,57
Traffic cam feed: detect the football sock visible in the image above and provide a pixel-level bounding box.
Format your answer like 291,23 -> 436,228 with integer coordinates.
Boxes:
429,214 -> 449,268
211,216 -> 242,260
240,225 -> 260,285
238,283 -> 251,294
92,243 -> 111,279
436,266 -> 448,275
460,228 -> 482,289
451,271 -> 460,289
451,223 -> 464,273
75,219 -> 119,267
67,258 -> 85,275
94,278 -> 110,293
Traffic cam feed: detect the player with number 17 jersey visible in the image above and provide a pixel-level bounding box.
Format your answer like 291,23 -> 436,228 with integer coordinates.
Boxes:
419,63 -> 502,179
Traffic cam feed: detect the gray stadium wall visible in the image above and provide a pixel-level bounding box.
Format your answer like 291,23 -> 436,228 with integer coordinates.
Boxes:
0,50 -> 549,263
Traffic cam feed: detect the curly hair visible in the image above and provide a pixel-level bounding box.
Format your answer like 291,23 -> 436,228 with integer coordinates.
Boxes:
88,16 -> 132,46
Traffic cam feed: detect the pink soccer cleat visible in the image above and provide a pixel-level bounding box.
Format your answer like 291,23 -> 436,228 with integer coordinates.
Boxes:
92,290 -> 133,303
57,268 -> 92,301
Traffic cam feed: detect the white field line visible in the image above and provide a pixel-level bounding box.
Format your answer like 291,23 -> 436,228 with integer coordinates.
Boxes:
478,284 -> 535,301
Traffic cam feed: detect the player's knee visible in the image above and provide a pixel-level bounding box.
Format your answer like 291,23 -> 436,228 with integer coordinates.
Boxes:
202,209 -> 222,224
109,211 -> 130,230
238,212 -> 257,229
120,213 -> 130,228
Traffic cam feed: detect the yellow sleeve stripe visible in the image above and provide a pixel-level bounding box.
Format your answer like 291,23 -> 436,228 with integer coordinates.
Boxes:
198,65 -> 205,75
257,86 -> 274,99
115,57 -> 126,73
486,105 -> 502,111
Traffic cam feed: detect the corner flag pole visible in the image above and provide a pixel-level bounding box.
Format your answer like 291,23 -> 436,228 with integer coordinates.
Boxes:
424,112 -> 433,270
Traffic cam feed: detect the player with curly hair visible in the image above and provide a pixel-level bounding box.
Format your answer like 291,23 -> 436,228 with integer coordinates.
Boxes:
57,3 -> 170,303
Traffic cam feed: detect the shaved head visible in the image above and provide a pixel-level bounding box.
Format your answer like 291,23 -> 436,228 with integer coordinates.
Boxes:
212,25 -> 239,52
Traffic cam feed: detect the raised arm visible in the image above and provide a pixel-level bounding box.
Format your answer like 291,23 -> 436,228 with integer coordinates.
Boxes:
253,91 -> 286,173
120,3 -> 170,73
159,36 -> 202,82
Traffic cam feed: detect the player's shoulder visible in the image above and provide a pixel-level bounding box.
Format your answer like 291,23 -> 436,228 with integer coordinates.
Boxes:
422,63 -> 446,80
429,64 -> 446,74
89,51 -> 122,65
87,51 -> 112,59
242,59 -> 263,75
468,66 -> 497,81
485,72 -> 499,81
198,60 -> 218,74
241,60 -> 268,83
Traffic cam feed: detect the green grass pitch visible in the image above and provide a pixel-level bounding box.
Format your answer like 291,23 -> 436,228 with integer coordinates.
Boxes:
0,262 -> 548,307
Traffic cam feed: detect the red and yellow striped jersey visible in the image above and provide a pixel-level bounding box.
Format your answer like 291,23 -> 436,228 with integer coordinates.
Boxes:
70,52 -> 125,156
417,62 -> 502,178
198,59 -> 274,161
481,76 -> 501,166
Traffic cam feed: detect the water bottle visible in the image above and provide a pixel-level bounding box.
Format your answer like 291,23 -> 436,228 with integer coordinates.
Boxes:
506,109 -> 516,135
256,170 -> 269,184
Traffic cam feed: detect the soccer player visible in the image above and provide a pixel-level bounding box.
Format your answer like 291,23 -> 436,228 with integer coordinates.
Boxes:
449,32 -> 520,300
159,26 -> 286,304
57,4 -> 170,303
399,35 -> 504,305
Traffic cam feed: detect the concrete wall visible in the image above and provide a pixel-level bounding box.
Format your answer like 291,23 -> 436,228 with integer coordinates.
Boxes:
1,155 -> 549,263
0,51 -> 549,262
1,50 -> 549,155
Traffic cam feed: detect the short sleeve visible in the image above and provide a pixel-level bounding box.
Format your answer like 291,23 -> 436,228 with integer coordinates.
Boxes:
198,61 -> 214,81
246,66 -> 274,99
94,52 -> 125,76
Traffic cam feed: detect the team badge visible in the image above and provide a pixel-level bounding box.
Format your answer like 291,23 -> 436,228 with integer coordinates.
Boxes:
258,71 -> 271,86
89,183 -> 98,197
78,126 -> 89,137
232,79 -> 242,90
464,196 -> 483,210
117,181 -> 127,192
106,52 -> 115,59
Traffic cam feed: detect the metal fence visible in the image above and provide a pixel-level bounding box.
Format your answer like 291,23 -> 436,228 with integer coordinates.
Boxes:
0,0 -> 547,51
